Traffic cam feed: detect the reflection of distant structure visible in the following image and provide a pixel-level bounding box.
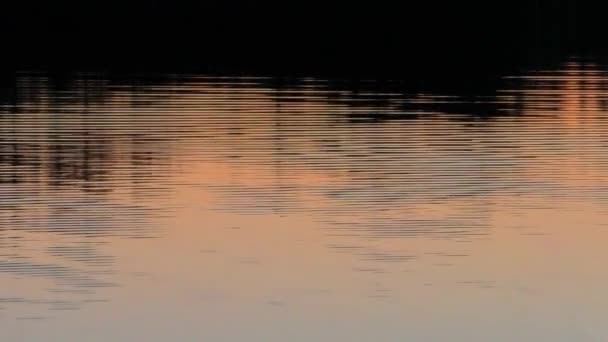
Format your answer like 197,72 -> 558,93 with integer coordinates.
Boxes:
0,75 -> 174,192
504,61 -> 608,118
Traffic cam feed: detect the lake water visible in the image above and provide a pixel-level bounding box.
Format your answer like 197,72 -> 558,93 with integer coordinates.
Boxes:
1,59 -> 608,341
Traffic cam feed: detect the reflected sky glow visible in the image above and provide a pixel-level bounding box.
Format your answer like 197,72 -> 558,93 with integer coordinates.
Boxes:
1,61 -> 608,341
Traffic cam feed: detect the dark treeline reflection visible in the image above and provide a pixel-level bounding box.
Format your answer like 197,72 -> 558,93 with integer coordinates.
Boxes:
0,60 -> 607,210
2,1 -> 608,72
0,76 -> 172,192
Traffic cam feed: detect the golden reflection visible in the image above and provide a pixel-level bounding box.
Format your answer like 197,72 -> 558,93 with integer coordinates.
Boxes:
2,64 -> 608,340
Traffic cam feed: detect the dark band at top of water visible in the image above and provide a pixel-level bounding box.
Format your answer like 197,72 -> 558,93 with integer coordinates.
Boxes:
3,1 -> 608,73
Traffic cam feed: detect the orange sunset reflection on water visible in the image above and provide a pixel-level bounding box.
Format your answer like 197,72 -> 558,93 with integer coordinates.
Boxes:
1,61 -> 608,341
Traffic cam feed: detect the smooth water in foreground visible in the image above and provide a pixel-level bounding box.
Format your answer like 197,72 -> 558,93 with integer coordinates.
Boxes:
1,60 -> 608,341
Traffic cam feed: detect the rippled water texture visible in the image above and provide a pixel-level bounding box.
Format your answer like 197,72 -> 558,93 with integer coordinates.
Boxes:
1,61 -> 608,341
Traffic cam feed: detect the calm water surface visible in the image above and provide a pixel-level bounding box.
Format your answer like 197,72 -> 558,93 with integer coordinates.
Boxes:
1,60 -> 608,341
